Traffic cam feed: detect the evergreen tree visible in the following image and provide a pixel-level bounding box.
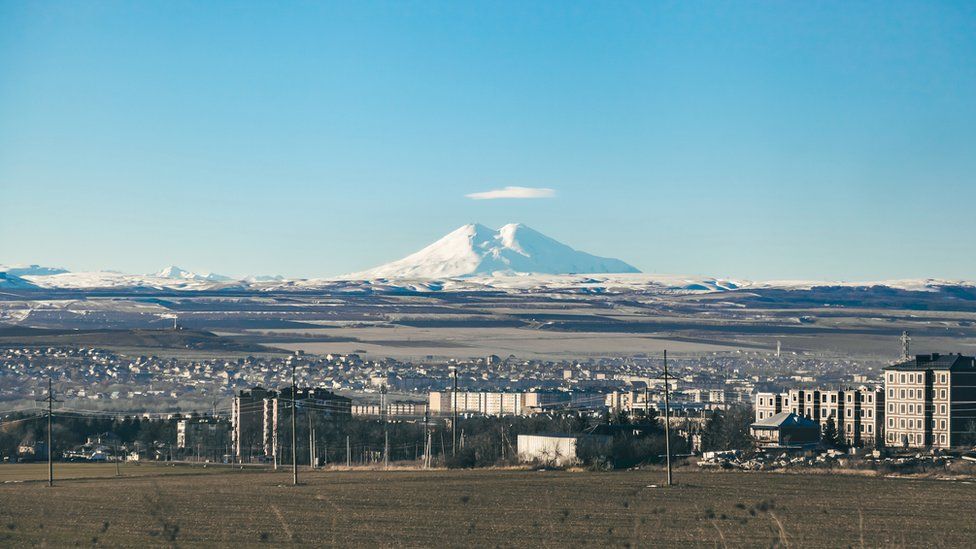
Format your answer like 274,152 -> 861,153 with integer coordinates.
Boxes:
822,416 -> 843,448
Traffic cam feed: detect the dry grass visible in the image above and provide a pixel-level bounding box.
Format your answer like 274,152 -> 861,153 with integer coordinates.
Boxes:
0,462 -> 230,483
0,468 -> 972,547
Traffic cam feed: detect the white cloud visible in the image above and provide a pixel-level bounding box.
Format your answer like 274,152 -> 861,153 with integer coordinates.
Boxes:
465,186 -> 556,200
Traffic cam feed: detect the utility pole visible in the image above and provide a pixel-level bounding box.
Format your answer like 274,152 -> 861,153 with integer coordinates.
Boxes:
663,350 -> 673,487
46,379 -> 54,487
37,379 -> 61,488
308,405 -> 314,469
346,435 -> 351,468
423,403 -> 430,469
48,379 -> 53,487
451,367 -> 458,456
382,384 -> 389,468
644,384 -> 649,419
290,355 -> 298,486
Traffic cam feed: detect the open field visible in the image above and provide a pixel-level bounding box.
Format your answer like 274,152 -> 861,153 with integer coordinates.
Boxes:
0,463 -> 250,483
0,467 -> 973,546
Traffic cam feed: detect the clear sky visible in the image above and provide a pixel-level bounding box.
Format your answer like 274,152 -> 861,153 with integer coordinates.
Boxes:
2,2 -> 975,280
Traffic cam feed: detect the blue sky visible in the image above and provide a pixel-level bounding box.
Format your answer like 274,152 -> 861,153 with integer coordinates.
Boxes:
2,2 -> 975,279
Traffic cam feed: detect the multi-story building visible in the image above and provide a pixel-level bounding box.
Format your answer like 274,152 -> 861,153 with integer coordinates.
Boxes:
754,392 -> 787,421
883,353 -> 976,449
428,391 -> 574,416
177,418 -> 230,459
351,402 -> 428,417
231,386 -> 351,462
231,386 -> 268,461
755,386 -> 884,447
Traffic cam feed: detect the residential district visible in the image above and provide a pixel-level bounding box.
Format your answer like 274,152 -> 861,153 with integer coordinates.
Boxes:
4,345 -> 976,469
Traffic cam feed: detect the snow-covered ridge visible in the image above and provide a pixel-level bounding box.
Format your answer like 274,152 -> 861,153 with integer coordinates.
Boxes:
0,264 -> 69,277
3,265 -> 974,296
155,265 -> 231,282
343,223 -> 641,279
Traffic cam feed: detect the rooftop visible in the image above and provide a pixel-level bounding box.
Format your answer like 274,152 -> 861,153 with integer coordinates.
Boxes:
751,411 -> 819,429
885,353 -> 976,372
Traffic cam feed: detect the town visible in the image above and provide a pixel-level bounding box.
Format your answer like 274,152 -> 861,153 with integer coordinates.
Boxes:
5,339 -> 975,473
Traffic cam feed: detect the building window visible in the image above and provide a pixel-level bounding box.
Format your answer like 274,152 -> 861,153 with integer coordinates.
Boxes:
941,404 -> 946,414
888,418 -> 894,428
901,374 -> 906,383
941,374 -> 947,384
900,389 -> 906,399
940,389 -> 946,399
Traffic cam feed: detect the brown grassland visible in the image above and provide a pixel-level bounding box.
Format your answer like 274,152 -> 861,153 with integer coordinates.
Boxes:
0,464 -> 973,547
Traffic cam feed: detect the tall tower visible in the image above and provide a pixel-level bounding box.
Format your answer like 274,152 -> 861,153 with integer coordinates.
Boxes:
901,331 -> 911,360
776,340 -> 782,358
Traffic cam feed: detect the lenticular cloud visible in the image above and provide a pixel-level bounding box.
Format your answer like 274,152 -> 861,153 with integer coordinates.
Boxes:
465,186 -> 556,200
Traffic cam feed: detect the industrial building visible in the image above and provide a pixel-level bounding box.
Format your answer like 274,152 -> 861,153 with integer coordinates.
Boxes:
516,433 -> 611,467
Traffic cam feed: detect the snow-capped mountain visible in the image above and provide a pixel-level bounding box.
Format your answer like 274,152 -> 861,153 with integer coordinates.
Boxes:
154,266 -> 231,282
0,264 -> 69,277
345,223 -> 641,279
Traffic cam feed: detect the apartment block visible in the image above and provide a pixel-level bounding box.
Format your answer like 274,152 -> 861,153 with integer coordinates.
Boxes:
755,392 -> 787,421
755,386 -> 884,447
231,386 -> 351,462
883,353 -> 976,449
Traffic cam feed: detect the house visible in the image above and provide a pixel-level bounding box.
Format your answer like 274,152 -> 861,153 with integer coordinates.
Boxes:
750,412 -> 820,449
16,441 -> 48,462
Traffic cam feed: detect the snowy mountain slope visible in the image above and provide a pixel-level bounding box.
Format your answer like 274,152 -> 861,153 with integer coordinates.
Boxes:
155,266 -> 231,282
20,271 -> 238,291
0,264 -> 69,276
344,223 -> 641,279
5,268 -> 976,299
